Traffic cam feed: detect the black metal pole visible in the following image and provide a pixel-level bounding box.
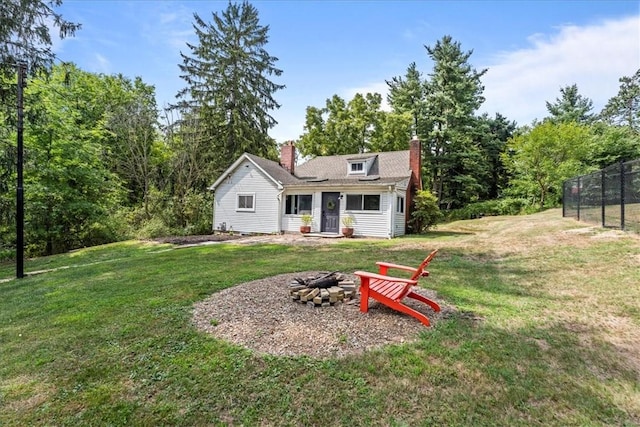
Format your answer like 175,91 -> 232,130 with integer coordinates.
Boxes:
16,63 -> 26,279
620,160 -> 625,230
601,169 -> 605,228
577,177 -> 581,222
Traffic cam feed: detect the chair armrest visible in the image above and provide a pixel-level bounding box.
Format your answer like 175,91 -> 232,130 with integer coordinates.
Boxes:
375,261 -> 418,274
354,271 -> 418,285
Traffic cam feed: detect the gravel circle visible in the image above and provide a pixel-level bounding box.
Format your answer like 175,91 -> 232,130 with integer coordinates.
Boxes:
192,271 -> 456,359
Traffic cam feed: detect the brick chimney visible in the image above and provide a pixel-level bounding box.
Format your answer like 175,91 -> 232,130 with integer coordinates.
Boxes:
409,136 -> 422,191
280,141 -> 296,175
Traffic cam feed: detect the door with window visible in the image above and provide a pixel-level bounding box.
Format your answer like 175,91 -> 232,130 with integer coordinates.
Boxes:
321,192 -> 340,233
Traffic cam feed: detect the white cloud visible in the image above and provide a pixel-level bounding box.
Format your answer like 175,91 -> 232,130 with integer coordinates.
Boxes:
480,15 -> 640,125
91,53 -> 111,73
140,5 -> 194,50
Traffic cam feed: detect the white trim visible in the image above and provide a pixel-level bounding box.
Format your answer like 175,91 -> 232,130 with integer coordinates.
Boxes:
236,192 -> 255,212
344,193 -> 382,212
396,195 -> 405,213
209,153 -> 283,191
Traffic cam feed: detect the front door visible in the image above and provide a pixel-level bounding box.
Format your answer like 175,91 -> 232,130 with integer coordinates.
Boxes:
321,192 -> 340,233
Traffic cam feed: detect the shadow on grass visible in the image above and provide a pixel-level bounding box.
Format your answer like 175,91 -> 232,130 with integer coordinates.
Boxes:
346,317 -> 639,426
399,230 -> 476,239
412,247 -> 559,323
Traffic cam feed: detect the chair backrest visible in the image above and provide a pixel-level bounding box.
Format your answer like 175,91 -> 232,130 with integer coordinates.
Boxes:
410,249 -> 438,281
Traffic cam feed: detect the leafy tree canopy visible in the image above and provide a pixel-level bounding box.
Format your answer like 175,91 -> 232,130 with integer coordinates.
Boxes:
503,121 -> 594,208
296,93 -> 411,157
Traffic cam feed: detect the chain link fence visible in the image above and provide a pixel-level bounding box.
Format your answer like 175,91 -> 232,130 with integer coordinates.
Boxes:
563,159 -> 640,232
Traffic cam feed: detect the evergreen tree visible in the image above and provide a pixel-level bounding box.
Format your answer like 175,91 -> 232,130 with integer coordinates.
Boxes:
0,0 -> 80,73
176,1 -> 284,182
545,84 -> 594,124
386,62 -> 427,136
473,113 -> 516,200
423,36 -> 487,208
600,69 -> 640,134
387,36 -> 487,208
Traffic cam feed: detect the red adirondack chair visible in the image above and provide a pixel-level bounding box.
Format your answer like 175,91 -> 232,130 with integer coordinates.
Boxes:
354,249 -> 440,327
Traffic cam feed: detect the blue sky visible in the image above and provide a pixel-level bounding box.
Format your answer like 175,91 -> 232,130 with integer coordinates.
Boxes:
55,1 -> 639,142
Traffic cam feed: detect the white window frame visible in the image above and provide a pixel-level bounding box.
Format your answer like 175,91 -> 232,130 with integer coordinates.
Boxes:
285,194 -> 313,215
345,194 -> 381,212
349,162 -> 365,174
397,196 -> 405,213
236,192 -> 255,212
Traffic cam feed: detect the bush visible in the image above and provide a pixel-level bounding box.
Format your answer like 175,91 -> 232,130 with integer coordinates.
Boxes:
136,217 -> 178,239
446,197 -> 538,220
411,190 -> 443,232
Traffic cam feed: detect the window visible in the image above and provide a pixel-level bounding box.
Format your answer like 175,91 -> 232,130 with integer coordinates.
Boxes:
350,162 -> 364,173
346,194 -> 380,211
397,196 -> 405,213
285,194 -> 312,214
236,193 -> 255,211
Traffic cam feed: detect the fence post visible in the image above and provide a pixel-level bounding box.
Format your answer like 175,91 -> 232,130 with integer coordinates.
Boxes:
562,181 -> 566,217
620,160 -> 625,230
601,169 -> 606,227
577,177 -> 581,221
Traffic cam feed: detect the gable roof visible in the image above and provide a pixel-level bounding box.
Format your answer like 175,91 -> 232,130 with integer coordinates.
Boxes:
210,150 -> 412,191
294,150 -> 411,186
209,153 -> 299,191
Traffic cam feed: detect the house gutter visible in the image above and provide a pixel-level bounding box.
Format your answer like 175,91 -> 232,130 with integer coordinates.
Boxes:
210,188 -> 215,232
276,187 -> 285,234
388,185 -> 394,239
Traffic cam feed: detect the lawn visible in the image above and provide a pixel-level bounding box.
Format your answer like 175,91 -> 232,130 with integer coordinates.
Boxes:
1,209 -> 639,426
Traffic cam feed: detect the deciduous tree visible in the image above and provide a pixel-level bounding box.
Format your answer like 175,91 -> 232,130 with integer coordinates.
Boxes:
503,121 -> 593,208
296,93 -> 410,157
23,64 -> 124,255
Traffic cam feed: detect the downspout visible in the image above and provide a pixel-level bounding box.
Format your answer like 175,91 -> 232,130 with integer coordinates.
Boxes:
388,185 -> 394,239
210,189 -> 216,232
276,187 -> 284,234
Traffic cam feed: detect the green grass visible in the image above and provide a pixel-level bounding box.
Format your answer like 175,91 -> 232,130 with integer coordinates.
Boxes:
1,210 -> 639,426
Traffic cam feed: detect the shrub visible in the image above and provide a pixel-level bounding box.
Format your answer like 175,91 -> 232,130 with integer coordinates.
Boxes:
411,190 -> 443,232
446,197 -> 538,220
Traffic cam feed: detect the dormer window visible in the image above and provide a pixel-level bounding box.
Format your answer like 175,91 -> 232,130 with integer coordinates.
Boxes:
350,162 -> 364,174
347,155 -> 376,176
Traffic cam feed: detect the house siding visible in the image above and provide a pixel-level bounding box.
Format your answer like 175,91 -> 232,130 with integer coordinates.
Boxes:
213,159 -> 281,234
343,190 -> 392,238
279,188 -> 395,237
394,191 -> 407,237
280,191 -> 320,232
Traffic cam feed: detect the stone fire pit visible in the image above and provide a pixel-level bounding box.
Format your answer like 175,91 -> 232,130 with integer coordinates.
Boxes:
289,272 -> 358,307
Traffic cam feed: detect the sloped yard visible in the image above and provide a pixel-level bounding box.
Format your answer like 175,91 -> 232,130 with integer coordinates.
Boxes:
0,209 -> 638,425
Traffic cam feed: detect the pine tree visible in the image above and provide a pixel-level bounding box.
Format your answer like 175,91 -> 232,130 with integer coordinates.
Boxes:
0,0 -> 80,73
386,62 -> 427,136
387,36 -> 487,208
423,36 -> 487,208
545,84 -> 594,124
176,1 -> 284,181
600,69 -> 640,133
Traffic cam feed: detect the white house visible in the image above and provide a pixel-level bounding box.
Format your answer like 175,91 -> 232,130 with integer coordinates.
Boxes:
208,138 -> 423,238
